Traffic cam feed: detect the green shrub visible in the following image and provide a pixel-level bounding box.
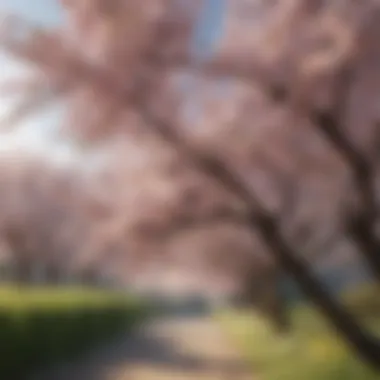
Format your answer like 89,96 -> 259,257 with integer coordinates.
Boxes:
0,286 -> 147,379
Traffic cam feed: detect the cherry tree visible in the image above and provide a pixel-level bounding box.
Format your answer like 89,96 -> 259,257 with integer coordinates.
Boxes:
1,0 -> 380,368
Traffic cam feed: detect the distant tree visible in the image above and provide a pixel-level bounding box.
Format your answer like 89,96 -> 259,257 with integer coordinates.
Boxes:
0,156 -> 88,284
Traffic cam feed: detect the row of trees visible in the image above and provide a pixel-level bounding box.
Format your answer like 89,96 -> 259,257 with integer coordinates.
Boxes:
0,154 -> 113,285
0,0 -> 380,370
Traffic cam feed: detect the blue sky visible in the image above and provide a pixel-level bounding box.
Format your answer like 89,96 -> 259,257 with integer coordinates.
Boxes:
194,0 -> 225,59
0,0 -> 224,163
1,0 -> 62,26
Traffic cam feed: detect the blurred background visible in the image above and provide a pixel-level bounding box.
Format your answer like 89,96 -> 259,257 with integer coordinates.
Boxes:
0,1 -> 379,379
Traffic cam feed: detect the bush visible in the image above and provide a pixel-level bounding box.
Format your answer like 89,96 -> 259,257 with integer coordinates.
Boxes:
0,286 -> 147,379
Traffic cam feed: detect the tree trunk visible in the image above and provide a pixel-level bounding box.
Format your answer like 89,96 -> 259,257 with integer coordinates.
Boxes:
263,276 -> 291,334
45,264 -> 61,285
13,257 -> 33,285
247,269 -> 291,334
81,268 -> 99,286
314,95 -> 380,283
253,214 -> 380,370
348,216 -> 380,283
138,104 -> 380,370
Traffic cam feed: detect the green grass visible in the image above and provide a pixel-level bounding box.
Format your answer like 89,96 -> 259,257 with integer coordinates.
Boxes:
217,284 -> 380,380
0,285 -> 148,379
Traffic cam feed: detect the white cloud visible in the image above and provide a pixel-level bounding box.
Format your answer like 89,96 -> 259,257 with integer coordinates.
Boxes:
0,51 -> 82,166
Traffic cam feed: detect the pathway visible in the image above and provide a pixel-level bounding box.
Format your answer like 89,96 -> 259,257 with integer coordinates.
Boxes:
35,312 -> 254,380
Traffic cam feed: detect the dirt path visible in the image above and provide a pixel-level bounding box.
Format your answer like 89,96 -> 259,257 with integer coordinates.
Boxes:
36,313 -> 254,380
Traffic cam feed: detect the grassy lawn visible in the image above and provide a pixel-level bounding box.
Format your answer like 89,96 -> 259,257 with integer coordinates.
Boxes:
217,284 -> 380,380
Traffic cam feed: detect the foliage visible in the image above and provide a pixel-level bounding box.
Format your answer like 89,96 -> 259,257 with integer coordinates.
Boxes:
218,284 -> 380,380
0,286 -> 146,379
